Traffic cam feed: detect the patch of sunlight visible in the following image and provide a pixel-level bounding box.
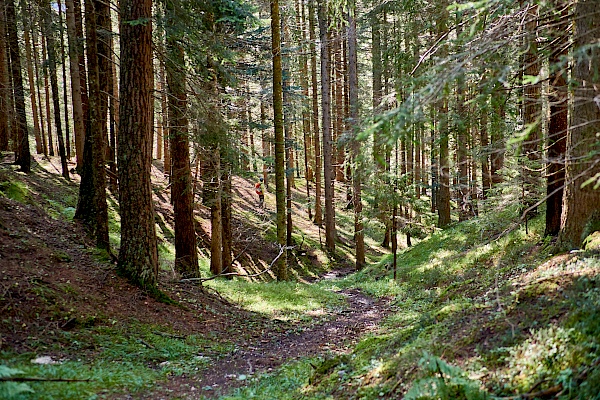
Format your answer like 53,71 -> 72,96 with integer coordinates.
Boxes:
504,326 -> 577,389
305,308 -> 326,317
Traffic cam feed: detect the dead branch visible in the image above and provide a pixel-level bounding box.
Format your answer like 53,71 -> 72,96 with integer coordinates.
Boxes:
180,245 -> 294,283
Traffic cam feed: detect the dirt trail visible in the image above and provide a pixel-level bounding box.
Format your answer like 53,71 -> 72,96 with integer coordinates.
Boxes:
139,286 -> 391,399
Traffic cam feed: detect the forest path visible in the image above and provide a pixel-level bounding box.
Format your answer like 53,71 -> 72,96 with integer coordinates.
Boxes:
140,278 -> 392,399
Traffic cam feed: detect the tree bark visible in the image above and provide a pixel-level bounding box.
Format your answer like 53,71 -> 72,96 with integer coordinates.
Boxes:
65,0 -> 85,169
544,2 -> 568,237
166,15 -> 199,278
6,0 -> 30,172
221,161 -> 233,277
0,3 -> 11,151
117,0 -> 158,289
23,17 -> 43,154
318,0 -> 336,251
558,0 -> 600,249
347,1 -> 364,269
308,0 -> 322,226
209,150 -> 223,276
43,0 -> 70,179
57,0 -> 71,160
271,0 -> 288,280
41,35 -> 54,156
436,1 -> 450,228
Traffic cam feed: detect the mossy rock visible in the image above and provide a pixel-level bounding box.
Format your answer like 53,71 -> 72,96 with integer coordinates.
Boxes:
583,231 -> 600,252
309,355 -> 350,384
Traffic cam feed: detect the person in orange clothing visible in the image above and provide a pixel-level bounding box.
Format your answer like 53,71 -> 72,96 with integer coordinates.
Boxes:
255,178 -> 264,208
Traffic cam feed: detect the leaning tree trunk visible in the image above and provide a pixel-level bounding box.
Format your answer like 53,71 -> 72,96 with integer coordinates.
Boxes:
6,0 -> 30,172
117,0 -> 158,289
558,0 -> 600,249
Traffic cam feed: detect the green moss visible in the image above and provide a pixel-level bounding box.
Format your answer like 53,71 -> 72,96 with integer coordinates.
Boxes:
0,181 -> 30,203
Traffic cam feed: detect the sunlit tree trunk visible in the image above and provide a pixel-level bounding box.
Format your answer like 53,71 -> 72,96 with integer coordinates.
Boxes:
272,0 -> 288,280
348,1 -> 364,269
117,0 -> 158,289
297,0 -> 312,220
221,160 -> 233,277
41,34 -> 54,156
318,0 -> 336,251
544,2 -> 568,237
308,0 -> 322,226
65,0 -> 85,169
558,0 -> 600,249
43,0 -> 69,179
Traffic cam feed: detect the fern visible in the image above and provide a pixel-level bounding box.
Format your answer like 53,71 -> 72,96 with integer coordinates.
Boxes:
404,353 -> 489,400
0,366 -> 34,399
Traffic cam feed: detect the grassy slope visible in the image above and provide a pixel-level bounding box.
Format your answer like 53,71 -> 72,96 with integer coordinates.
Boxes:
221,205 -> 600,399
2,154 -> 600,399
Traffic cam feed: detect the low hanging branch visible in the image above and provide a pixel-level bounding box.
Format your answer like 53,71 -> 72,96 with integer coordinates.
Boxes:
180,244 -> 294,283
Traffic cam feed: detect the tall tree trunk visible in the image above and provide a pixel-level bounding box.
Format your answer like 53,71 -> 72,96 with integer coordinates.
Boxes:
42,36 -> 54,156
117,0 -> 158,288
348,1 -> 364,269
23,17 -> 43,154
318,0 -> 336,251
480,95 -> 491,198
209,150 -> 223,276
57,0 -> 71,160
30,17 -> 48,156
260,99 -> 269,188
73,0 -> 88,134
490,83 -> 506,186
308,0 -> 322,226
221,161 -> 233,277
558,0 -> 600,249
298,0 -> 312,220
544,2 -> 568,237
43,0 -> 69,179
65,0 -> 85,169
107,9 -> 118,193
6,0 -> 30,172
521,2 -> 541,217
436,1 -> 450,228
271,0 -> 288,280
0,5 -> 8,151
166,14 -> 199,278
75,0 -> 109,249
282,16 -> 294,249
160,62 -> 170,177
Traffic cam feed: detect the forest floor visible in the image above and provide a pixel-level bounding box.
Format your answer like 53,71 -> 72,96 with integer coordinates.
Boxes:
3,152 -> 600,400
0,152 -> 392,399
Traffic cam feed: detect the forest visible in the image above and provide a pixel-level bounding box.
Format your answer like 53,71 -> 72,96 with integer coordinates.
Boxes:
1,0 -> 599,398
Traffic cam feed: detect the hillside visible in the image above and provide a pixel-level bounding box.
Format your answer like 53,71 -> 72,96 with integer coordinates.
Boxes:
1,153 -> 600,399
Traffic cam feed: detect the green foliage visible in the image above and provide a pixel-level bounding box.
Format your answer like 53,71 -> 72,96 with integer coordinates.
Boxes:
404,354 -> 488,400
0,366 -> 34,399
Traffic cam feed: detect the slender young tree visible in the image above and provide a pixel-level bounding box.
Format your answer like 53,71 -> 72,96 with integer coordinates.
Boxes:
272,0 -> 288,280
117,0 -> 159,289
